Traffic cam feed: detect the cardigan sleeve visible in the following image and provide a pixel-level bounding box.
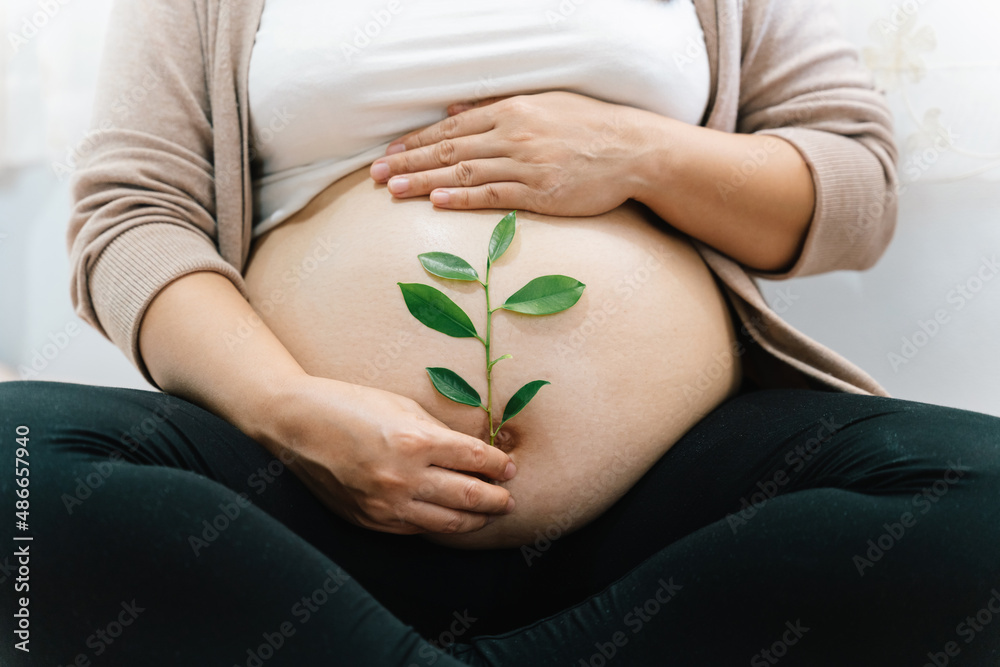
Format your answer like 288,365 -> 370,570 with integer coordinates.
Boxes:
736,0 -> 899,279
66,0 -> 248,386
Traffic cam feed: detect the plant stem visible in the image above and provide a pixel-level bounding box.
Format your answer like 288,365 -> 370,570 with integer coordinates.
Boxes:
483,261 -> 495,447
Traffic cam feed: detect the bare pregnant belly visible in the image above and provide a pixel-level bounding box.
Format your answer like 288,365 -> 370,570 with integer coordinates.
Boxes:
243,166 -> 742,548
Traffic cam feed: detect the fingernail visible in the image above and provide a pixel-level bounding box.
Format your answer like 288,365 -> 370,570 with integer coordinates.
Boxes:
388,176 -> 409,194
486,516 -> 497,525
505,497 -> 516,513
504,462 -> 517,480
386,143 -> 406,155
430,189 -> 451,206
371,161 -> 390,181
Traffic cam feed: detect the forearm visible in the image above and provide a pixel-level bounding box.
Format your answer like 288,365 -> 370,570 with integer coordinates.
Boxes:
137,270 -> 318,447
628,111 -> 816,273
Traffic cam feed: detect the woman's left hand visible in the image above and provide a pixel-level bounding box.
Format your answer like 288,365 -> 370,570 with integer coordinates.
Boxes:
369,91 -> 648,216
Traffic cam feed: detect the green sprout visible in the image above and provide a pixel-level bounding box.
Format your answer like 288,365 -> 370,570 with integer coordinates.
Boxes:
398,211 -> 586,447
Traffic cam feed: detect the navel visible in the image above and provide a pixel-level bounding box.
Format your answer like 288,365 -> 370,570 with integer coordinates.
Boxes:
492,423 -> 518,454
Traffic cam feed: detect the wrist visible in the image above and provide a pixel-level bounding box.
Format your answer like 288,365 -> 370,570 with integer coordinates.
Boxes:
251,371 -> 359,457
625,109 -> 687,208
237,367 -> 314,451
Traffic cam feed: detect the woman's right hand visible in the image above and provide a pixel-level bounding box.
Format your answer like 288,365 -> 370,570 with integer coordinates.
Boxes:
138,272 -> 512,535
261,372 -> 517,535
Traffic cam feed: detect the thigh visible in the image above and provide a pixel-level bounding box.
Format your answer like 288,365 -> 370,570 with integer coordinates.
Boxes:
0,380 -> 323,525
456,389 -> 1000,665
526,387 -> 1000,621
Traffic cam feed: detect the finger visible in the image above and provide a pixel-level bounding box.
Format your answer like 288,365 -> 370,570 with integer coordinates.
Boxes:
361,514 -> 423,535
429,182 -> 538,211
416,467 -> 515,515
292,465 -> 424,535
385,108 -> 496,155
384,158 -> 520,198
394,499 -> 497,534
372,134 -> 497,184
428,430 -> 517,481
447,96 -> 508,116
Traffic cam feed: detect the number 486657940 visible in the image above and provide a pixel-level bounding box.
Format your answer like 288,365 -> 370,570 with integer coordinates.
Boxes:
15,425 -> 30,528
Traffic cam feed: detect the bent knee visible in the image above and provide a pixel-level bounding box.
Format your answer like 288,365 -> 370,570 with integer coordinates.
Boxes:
857,400 -> 1000,488
0,380 -> 187,462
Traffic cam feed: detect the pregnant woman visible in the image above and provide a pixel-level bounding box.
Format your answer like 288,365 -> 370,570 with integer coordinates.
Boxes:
3,0 -> 1000,664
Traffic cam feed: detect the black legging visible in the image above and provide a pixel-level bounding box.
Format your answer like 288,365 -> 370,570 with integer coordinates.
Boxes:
2,379 -> 999,666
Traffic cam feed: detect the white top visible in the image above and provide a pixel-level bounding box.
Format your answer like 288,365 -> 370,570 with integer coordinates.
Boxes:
248,0 -> 711,237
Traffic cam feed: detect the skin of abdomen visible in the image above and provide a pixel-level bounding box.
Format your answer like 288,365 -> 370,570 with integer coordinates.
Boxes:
243,166 -> 742,549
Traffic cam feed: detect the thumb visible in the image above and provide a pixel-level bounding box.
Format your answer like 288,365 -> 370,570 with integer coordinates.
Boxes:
447,96 -> 508,116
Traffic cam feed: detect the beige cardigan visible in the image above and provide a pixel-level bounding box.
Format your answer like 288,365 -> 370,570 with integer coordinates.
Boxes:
67,0 -> 898,394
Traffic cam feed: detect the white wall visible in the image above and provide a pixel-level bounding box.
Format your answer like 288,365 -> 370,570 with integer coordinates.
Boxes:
756,0 -> 1000,417
0,0 -> 143,387
1,0 -> 998,414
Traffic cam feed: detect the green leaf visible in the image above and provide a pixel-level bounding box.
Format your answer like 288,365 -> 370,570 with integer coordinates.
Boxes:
418,252 -> 479,282
501,275 -> 585,315
398,283 -> 478,338
488,211 -> 517,265
426,367 -> 482,408
501,380 -> 550,426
